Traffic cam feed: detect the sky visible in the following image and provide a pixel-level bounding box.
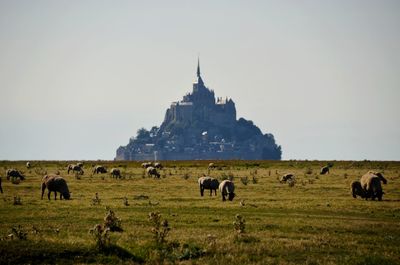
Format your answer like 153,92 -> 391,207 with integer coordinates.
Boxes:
0,0 -> 399,161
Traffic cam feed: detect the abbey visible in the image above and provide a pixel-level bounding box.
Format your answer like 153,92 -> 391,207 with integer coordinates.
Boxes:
115,60 -> 282,160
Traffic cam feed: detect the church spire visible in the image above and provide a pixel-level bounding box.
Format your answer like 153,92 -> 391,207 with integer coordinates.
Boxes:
196,57 -> 204,85
197,57 -> 201,78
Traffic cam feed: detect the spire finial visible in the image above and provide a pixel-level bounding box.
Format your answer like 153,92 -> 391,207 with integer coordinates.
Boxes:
197,56 -> 201,78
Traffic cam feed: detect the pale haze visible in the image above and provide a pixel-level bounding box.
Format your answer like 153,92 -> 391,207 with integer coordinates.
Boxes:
0,0 -> 399,160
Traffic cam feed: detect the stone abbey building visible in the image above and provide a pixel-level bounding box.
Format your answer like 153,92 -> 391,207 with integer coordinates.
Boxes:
115,60 -> 281,160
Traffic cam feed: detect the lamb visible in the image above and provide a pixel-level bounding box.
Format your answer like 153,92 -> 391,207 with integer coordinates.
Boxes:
6,169 -> 25,181
320,166 -> 330,175
93,165 -> 107,174
146,167 -> 160,178
110,168 -> 121,179
198,176 -> 219,196
350,180 -> 366,199
219,180 -> 235,201
67,164 -> 84,175
279,174 -> 294,183
41,175 -> 70,200
360,171 -> 387,201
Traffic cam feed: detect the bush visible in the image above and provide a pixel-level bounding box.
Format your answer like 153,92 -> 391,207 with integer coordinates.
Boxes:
240,176 -> 249,185
233,214 -> 246,234
11,225 -> 27,240
104,209 -> 123,232
89,224 -> 110,250
148,212 -> 170,244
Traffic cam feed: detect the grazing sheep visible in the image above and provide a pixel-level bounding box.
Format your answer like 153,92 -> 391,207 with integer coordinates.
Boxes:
67,164 -> 84,175
279,174 -> 294,183
6,169 -> 25,181
26,162 -> 31,169
93,165 -> 107,174
320,166 -> 330,175
219,180 -> 235,201
198,176 -> 220,196
154,162 -> 163,169
350,180 -> 366,199
110,168 -> 121,179
208,163 -> 216,170
41,175 -> 70,200
146,167 -> 160,178
141,162 -> 153,168
0,177 -> 3,194
360,171 -> 387,201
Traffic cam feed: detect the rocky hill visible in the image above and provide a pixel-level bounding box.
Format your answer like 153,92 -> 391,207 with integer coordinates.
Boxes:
115,61 -> 281,160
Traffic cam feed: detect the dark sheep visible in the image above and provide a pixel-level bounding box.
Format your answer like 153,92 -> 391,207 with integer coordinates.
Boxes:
41,175 -> 70,200
110,168 -> 121,179
350,181 -> 366,199
219,180 -> 235,201
154,162 -> 163,169
67,164 -> 84,175
6,169 -> 25,181
279,174 -> 294,183
93,165 -> 107,174
146,167 -> 160,178
198,176 -> 219,196
320,166 -> 330,175
360,171 -> 387,201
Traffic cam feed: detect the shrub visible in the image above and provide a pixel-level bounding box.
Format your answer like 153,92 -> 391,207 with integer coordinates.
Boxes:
104,209 -> 123,232
11,225 -> 27,240
240,176 -> 249,185
89,224 -> 110,250
123,197 -> 129,206
13,196 -> 22,205
91,193 -> 101,206
233,214 -> 246,234
148,212 -> 170,244
252,176 -> 258,184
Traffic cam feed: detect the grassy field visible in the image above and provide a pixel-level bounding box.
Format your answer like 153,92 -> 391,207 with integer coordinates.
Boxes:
0,160 -> 399,264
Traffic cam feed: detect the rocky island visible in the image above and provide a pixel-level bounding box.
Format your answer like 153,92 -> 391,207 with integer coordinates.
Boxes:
115,60 -> 282,160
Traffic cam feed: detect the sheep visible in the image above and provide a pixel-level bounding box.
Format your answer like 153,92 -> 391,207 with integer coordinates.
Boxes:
279,174 -> 294,183
208,163 -> 216,170
198,176 -> 219,196
93,165 -> 107,174
219,180 -> 235,201
360,171 -> 387,201
154,162 -> 163,169
320,166 -> 330,175
350,180 -> 366,199
110,168 -> 121,179
146,166 -> 160,178
141,162 -> 153,168
0,177 -> 3,194
41,175 -> 70,200
26,162 -> 31,169
6,169 -> 25,181
67,164 -> 84,175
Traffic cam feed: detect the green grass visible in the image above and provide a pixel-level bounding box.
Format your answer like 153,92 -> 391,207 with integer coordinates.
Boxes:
0,160 -> 399,264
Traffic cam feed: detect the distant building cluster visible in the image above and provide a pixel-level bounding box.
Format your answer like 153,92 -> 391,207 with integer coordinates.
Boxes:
116,60 -> 281,161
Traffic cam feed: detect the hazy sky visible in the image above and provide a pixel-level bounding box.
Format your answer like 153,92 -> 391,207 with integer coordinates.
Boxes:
0,0 -> 399,160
